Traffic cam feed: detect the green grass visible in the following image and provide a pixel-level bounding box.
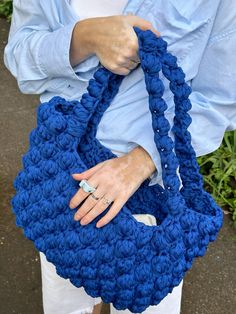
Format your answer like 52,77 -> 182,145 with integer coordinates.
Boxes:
0,0 -> 12,21
197,131 -> 236,228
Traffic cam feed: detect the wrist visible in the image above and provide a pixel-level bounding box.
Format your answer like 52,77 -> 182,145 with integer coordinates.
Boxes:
128,146 -> 156,180
70,19 -> 96,67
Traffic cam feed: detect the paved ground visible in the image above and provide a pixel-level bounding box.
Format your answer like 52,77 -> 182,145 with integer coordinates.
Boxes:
0,17 -> 236,314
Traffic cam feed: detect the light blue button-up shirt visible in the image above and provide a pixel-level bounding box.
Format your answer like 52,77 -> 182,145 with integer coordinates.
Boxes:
4,0 -> 236,186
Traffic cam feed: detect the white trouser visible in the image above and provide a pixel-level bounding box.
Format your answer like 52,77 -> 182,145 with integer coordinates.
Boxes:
39,213 -> 183,314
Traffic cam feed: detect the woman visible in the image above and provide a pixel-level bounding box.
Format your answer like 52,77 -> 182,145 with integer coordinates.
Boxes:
4,0 -> 236,314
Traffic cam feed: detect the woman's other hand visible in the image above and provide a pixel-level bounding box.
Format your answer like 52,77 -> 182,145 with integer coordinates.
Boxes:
69,146 -> 156,228
70,14 -> 160,75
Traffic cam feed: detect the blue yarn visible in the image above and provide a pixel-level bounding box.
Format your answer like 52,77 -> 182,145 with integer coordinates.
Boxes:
12,27 -> 223,313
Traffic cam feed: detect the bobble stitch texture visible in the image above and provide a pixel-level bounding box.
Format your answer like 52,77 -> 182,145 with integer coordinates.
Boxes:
11,27 -> 223,313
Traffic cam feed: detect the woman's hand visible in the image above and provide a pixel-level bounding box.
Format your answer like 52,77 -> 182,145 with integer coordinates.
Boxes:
70,14 -> 160,75
69,146 -> 156,228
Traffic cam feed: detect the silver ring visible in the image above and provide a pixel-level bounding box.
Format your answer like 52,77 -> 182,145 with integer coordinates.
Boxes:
130,60 -> 139,67
131,58 -> 140,64
102,196 -> 112,206
79,179 -> 96,193
90,193 -> 100,201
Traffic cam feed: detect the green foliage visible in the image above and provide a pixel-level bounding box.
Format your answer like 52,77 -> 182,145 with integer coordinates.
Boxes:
197,131 -> 236,228
0,0 -> 12,21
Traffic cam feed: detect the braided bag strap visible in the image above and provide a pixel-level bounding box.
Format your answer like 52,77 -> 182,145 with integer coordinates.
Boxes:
75,26 -> 204,199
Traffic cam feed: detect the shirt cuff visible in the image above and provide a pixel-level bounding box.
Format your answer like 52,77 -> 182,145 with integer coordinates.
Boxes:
148,169 -> 162,186
73,55 -> 101,81
37,21 -> 100,81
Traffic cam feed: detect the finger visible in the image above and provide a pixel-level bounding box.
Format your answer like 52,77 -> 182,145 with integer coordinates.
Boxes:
130,55 -> 140,63
79,194 -> 114,225
127,59 -> 140,70
74,189 -> 105,221
112,67 -> 131,76
69,178 -> 98,209
96,198 -> 126,228
150,27 -> 160,37
72,162 -> 105,180
128,15 -> 160,37
120,58 -> 139,70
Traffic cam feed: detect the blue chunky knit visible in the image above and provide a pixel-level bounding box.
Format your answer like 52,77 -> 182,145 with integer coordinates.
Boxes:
11,27 -> 223,313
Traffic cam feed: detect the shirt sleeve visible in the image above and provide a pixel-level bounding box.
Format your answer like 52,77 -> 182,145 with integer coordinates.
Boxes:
3,0 -> 100,94
188,4 -> 236,157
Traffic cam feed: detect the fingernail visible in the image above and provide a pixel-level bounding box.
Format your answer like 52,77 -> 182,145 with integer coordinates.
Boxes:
72,173 -> 81,177
74,214 -> 81,221
80,219 -> 88,225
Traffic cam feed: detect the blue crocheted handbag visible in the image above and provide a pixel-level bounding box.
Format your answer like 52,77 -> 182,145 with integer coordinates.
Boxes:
12,27 -> 223,313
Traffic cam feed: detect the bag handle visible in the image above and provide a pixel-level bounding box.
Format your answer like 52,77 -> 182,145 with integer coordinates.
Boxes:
76,27 -> 204,197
